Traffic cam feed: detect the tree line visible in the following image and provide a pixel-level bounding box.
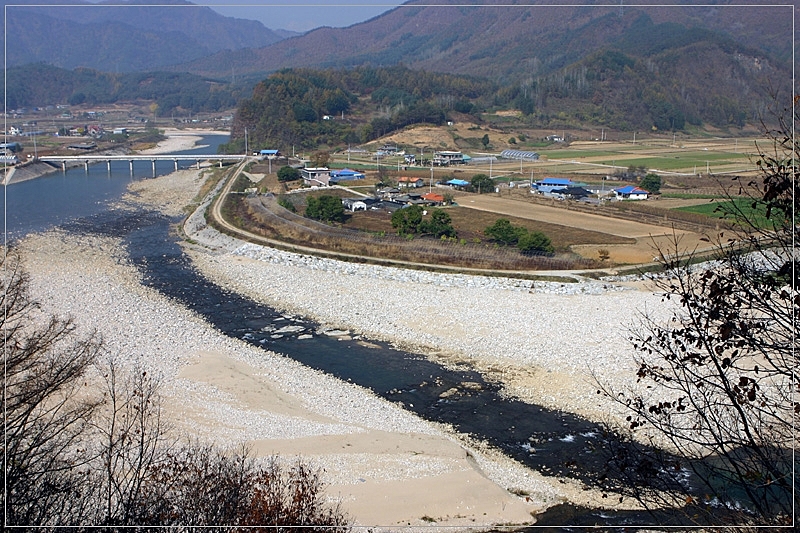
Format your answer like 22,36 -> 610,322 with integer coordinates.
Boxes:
5,63 -> 248,114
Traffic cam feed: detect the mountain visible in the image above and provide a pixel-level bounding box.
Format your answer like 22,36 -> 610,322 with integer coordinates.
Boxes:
176,0 -> 793,81
4,0 -> 286,72
171,0 -> 791,132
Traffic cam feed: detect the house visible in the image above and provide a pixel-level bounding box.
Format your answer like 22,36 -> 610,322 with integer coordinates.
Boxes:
258,149 -> 280,158
614,185 -> 649,200
534,177 -> 580,194
86,125 -> 103,138
300,167 -> 331,187
421,192 -> 445,205
0,142 -> 23,153
329,168 -> 365,182
558,186 -> 592,200
433,151 -> 464,166
445,178 -> 470,189
397,177 -> 425,188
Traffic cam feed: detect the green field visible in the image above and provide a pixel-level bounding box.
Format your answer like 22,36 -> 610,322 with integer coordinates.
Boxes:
674,198 -> 778,228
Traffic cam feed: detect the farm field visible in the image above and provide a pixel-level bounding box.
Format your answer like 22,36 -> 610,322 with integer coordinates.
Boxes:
255,126 -> 765,270
452,194 -> 712,264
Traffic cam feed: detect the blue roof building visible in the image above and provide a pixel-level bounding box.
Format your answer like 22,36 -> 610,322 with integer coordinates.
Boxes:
330,168 -> 366,181
535,177 -> 582,193
446,179 -> 470,188
614,185 -> 649,200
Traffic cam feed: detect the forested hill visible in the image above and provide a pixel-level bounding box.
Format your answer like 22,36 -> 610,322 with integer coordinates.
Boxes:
227,66 -> 496,152
182,1 -> 792,134
5,65 -> 250,114
227,48 -> 785,156
3,0 -> 285,72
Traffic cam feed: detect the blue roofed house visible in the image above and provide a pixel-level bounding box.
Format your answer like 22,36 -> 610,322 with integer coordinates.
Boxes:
329,168 -> 365,182
534,177 -> 580,194
445,178 -> 470,189
614,185 -> 649,200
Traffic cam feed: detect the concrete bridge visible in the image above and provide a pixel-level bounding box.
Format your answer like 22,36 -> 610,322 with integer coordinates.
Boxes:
38,154 -> 247,174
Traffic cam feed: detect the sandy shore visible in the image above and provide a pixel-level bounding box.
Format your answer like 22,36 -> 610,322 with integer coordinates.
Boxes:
138,128 -> 230,155
17,132 -> 674,529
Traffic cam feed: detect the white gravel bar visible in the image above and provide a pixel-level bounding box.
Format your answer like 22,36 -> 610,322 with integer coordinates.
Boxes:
16,135 -> 683,528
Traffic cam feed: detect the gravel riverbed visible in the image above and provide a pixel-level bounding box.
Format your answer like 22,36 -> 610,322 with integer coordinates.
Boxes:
16,140 -> 682,528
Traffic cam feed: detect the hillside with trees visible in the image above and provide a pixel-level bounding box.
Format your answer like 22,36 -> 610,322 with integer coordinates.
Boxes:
5,64 -> 248,114
5,2 -> 791,135
226,66 -> 496,152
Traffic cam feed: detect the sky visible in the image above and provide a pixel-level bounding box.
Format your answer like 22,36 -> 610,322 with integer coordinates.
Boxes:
201,1 -> 406,33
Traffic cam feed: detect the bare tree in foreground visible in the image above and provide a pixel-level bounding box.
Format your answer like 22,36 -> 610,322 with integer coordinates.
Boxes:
597,101 -> 798,527
2,249 -> 349,531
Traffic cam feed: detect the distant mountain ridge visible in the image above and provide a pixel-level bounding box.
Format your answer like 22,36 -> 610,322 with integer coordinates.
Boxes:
4,0 -> 793,132
176,0 -> 793,80
4,0 -> 286,72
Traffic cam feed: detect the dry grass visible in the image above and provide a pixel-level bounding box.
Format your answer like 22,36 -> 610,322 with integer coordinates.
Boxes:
231,195 -> 601,271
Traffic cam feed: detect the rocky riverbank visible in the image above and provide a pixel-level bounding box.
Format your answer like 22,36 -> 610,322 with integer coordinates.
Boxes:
16,134 -> 677,528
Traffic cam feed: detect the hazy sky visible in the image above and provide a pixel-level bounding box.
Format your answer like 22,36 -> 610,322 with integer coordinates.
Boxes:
202,1 -> 406,32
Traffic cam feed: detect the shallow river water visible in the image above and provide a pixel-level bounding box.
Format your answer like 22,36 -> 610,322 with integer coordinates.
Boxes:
9,136 -> 687,529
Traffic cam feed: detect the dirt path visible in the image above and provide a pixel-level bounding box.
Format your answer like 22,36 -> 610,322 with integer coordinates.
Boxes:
459,195 -> 710,264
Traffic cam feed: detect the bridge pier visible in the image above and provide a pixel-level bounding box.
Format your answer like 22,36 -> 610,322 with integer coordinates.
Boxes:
151,159 -> 156,176
106,160 -> 111,173
61,161 -> 66,172
174,159 -> 178,171
129,160 -> 134,175
83,160 -> 89,172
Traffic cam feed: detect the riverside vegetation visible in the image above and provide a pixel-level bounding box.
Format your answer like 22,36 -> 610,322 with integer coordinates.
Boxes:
1,248 -> 349,530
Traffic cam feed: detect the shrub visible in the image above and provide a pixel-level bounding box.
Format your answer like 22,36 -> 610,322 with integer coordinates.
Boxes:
517,231 -> 554,254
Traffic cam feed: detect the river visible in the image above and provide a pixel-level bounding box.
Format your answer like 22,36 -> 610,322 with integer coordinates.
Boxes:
8,135 -> 686,530
2,134 -> 229,241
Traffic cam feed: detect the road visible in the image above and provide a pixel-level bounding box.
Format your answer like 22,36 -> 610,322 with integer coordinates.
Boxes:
204,162 -> 676,276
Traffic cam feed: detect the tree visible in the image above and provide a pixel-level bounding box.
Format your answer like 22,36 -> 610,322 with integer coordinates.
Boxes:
639,173 -> 662,194
277,166 -> 301,182
311,151 -> 330,168
1,250 -> 350,529
517,231 -> 554,255
420,209 -> 456,238
484,218 -> 526,245
2,250 -> 103,525
305,195 -> 345,223
470,173 -> 495,194
596,103 -> 799,527
391,204 -> 423,235
481,133 -> 490,148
